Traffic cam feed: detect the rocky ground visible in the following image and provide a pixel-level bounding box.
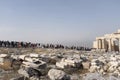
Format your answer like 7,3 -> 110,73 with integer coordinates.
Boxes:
0,48 -> 119,80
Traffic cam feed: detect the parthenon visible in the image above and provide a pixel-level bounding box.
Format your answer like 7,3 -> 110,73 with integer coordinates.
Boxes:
93,29 -> 120,51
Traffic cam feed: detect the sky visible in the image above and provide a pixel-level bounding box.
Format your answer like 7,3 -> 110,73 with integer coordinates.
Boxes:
0,0 -> 120,47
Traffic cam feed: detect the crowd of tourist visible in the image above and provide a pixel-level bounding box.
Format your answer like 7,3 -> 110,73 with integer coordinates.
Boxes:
0,40 -> 91,51
0,41 -> 37,48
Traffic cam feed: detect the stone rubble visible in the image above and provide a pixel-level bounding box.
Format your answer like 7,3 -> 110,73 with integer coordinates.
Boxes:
0,48 -> 119,80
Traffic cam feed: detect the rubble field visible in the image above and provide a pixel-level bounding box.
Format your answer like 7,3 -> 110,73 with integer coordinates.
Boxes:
0,48 -> 120,80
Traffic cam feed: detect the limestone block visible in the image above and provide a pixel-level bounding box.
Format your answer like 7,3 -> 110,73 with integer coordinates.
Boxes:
82,62 -> 90,69
113,70 -> 119,76
18,67 -> 42,79
110,57 -> 117,61
108,75 -> 120,80
56,58 -> 82,69
22,60 -> 46,69
19,55 -> 26,60
0,58 -> 4,65
99,68 -> 104,74
91,62 -> 96,66
83,73 -> 105,80
89,66 -> 97,73
108,66 -> 115,73
103,65 -> 109,72
24,57 -> 34,62
10,75 -> 25,80
29,77 -> 40,80
48,69 -> 70,80
65,59 -> 75,64
29,53 -> 39,58
18,68 -> 29,78
56,62 -> 65,69
109,61 -> 119,67
0,54 -> 8,58
27,67 -> 42,78
11,55 -> 19,60
73,54 -> 80,59
91,59 -> 98,63
70,74 -> 80,80
117,66 -> 120,71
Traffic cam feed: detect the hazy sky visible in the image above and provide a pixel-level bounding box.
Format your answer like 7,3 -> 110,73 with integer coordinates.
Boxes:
0,0 -> 120,47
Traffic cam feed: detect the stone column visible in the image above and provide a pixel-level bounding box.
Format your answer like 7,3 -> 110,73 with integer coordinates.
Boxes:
111,40 -> 115,51
119,39 -> 120,52
108,39 -> 112,51
98,39 -> 102,49
102,39 -> 105,49
105,39 -> 108,50
97,39 -> 99,49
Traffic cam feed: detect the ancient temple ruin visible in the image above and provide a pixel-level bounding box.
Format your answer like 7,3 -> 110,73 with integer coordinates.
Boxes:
93,29 -> 120,51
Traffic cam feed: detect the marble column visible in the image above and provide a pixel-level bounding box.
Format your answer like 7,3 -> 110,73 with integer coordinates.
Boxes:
97,39 -> 99,49
102,39 -> 105,49
108,39 -> 112,51
119,39 -> 120,52
98,39 -> 102,49
111,40 -> 115,51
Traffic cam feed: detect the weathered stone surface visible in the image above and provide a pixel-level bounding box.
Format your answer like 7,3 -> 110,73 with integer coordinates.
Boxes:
10,75 -> 25,80
11,59 -> 23,70
18,55 -> 26,60
70,74 -> 80,80
89,66 -> 97,73
48,69 -> 70,80
29,77 -> 40,80
56,61 -> 65,69
22,60 -> 46,69
0,58 -> 4,65
108,75 -> 120,80
0,54 -> 8,58
82,62 -> 90,70
27,67 -> 42,78
103,65 -> 108,72
56,58 -> 82,69
83,73 -> 105,80
18,68 -> 29,78
108,66 -> 115,73
1,48 -> 120,80
18,67 -> 41,79
11,55 -> 19,60
29,53 -> 39,58
24,57 -> 36,62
